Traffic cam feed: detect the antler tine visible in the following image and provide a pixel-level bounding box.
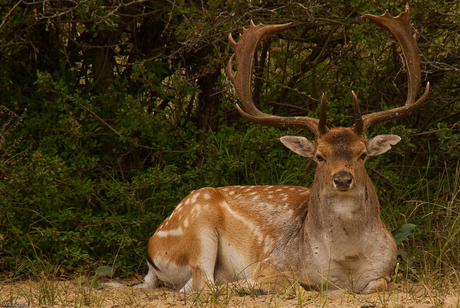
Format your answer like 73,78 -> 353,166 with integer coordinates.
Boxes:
318,94 -> 328,135
359,4 -> 429,133
351,91 -> 364,136
227,22 -> 326,136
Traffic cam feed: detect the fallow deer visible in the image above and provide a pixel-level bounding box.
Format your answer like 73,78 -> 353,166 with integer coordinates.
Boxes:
137,5 -> 429,294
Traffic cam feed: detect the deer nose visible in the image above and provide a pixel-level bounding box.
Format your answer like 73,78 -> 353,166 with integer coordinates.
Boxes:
333,170 -> 353,191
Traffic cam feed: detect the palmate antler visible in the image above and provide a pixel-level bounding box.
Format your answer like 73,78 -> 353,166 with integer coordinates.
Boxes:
226,5 -> 429,137
226,21 -> 329,136
359,5 -> 430,134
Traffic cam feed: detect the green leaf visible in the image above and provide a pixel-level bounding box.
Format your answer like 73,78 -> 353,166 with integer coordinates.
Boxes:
74,275 -> 87,285
95,266 -> 115,277
391,224 -> 416,245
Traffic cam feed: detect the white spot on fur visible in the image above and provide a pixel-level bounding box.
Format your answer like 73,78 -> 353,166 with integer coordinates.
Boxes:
184,217 -> 189,228
192,204 -> 202,215
191,192 -> 201,203
156,226 -> 184,237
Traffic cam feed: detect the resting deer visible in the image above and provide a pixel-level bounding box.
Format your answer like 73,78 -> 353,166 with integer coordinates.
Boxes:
137,5 -> 429,294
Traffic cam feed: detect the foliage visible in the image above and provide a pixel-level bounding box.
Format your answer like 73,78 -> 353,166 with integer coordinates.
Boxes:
392,224 -> 417,246
0,0 -> 459,280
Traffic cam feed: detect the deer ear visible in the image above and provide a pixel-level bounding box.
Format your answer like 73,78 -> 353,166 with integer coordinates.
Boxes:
280,136 -> 316,158
366,135 -> 401,156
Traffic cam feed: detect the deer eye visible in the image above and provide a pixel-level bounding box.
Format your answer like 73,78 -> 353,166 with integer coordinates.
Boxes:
316,155 -> 324,162
359,153 -> 367,161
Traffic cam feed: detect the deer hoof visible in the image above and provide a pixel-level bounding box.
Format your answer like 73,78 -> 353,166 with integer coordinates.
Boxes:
361,277 -> 389,294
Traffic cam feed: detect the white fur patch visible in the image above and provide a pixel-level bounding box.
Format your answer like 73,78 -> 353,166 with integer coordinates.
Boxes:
263,237 -> 275,255
156,226 -> 183,237
191,204 -> 202,215
154,257 -> 191,290
331,196 -> 361,221
216,237 -> 252,281
198,231 -> 217,284
191,192 -> 201,203
219,200 -> 264,244
135,263 -> 157,289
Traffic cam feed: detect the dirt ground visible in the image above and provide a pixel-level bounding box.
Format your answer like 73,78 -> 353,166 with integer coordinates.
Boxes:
1,278 -> 459,307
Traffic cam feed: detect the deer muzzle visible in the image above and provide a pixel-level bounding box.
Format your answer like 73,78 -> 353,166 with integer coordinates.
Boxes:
333,170 -> 353,191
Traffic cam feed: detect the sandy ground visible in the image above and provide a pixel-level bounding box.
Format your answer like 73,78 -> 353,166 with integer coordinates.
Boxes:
1,278 -> 459,307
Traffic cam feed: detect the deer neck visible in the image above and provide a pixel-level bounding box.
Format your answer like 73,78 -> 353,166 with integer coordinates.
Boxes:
306,176 -> 381,240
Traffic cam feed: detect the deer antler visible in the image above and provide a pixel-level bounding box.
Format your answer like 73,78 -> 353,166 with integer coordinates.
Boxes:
226,21 -> 328,137
355,4 -> 430,134
227,5 -> 428,137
